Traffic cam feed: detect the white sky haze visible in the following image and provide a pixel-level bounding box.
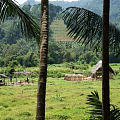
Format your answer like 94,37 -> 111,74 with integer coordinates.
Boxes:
16,0 -> 78,4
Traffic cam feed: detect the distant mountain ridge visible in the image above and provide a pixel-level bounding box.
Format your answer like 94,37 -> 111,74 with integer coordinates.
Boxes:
22,0 -> 92,8
84,0 -> 120,28
50,0 -> 93,9
51,0 -> 120,28
22,0 -> 120,28
22,0 -> 39,6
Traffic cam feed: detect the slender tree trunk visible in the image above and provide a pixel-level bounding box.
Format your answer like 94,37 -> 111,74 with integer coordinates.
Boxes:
36,0 -> 49,120
102,0 -> 110,120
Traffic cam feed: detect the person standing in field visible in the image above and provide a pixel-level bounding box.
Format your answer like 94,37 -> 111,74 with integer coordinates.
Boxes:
9,69 -> 14,83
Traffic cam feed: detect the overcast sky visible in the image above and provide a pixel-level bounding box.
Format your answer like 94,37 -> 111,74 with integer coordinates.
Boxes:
16,0 -> 78,4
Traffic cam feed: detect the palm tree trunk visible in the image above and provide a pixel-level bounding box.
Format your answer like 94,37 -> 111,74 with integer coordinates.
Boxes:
102,0 -> 110,120
36,0 -> 49,120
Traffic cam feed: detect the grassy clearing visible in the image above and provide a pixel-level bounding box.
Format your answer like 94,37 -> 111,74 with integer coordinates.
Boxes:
0,78 -> 120,120
0,63 -> 120,120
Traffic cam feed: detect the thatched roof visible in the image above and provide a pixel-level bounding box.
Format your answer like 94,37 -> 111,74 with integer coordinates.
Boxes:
64,74 -> 85,81
0,74 -> 7,78
91,60 -> 115,75
92,60 -> 102,74
14,71 -> 36,75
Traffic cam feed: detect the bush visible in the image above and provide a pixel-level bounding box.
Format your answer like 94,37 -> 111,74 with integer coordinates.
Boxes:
53,115 -> 70,120
0,58 -> 5,67
0,102 -> 9,108
4,117 -> 14,120
8,60 -> 20,68
19,112 -> 32,117
47,65 -> 71,78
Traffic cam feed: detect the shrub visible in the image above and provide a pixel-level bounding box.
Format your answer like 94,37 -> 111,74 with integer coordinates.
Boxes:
53,115 -> 70,120
19,112 -> 32,117
4,117 -> 14,120
0,103 -> 9,108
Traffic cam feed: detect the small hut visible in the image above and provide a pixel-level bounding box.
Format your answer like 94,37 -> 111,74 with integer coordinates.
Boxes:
91,60 -> 115,78
0,74 -> 7,86
13,71 -> 36,83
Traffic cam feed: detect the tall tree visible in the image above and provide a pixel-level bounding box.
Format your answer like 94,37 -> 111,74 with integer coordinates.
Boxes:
102,0 -> 110,119
0,1 -> 49,119
36,0 -> 49,120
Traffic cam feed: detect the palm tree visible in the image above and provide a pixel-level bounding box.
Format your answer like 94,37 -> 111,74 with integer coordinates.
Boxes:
0,0 -> 40,42
0,0 -> 48,120
62,7 -> 120,54
102,0 -> 110,119
36,0 -> 49,120
1,0 -> 49,119
62,5 -> 120,120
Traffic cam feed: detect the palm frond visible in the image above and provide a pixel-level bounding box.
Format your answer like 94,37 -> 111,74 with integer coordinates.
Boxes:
62,7 -> 120,55
110,105 -> 120,120
87,91 -> 102,120
87,91 -> 120,120
0,0 -> 40,44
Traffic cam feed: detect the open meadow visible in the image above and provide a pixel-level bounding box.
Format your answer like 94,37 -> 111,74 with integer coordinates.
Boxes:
0,63 -> 120,120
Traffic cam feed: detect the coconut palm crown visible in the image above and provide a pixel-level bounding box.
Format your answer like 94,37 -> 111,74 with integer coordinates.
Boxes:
62,7 -> 120,55
0,0 -> 40,43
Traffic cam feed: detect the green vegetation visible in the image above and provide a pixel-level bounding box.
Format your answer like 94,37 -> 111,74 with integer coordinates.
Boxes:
51,0 -> 120,29
0,62 -> 90,80
0,4 -> 62,67
50,19 -> 73,42
1,1 -> 120,119
84,0 -> 120,28
0,3 -> 120,68
0,63 -> 120,120
87,91 -> 120,119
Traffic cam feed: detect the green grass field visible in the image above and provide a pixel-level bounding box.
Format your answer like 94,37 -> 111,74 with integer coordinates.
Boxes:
0,63 -> 120,120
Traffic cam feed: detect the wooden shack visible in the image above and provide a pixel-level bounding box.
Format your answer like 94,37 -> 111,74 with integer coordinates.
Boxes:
91,60 -> 115,78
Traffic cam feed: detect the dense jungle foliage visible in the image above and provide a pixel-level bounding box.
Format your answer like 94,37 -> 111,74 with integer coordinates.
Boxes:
0,4 -> 62,67
51,0 -> 120,29
0,2 -> 120,68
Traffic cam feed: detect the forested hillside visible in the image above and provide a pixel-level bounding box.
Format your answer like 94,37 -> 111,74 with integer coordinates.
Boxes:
50,0 -> 120,28
0,4 -> 62,67
23,0 -> 120,28
0,3 -> 102,68
84,0 -> 120,28
0,2 -> 120,68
